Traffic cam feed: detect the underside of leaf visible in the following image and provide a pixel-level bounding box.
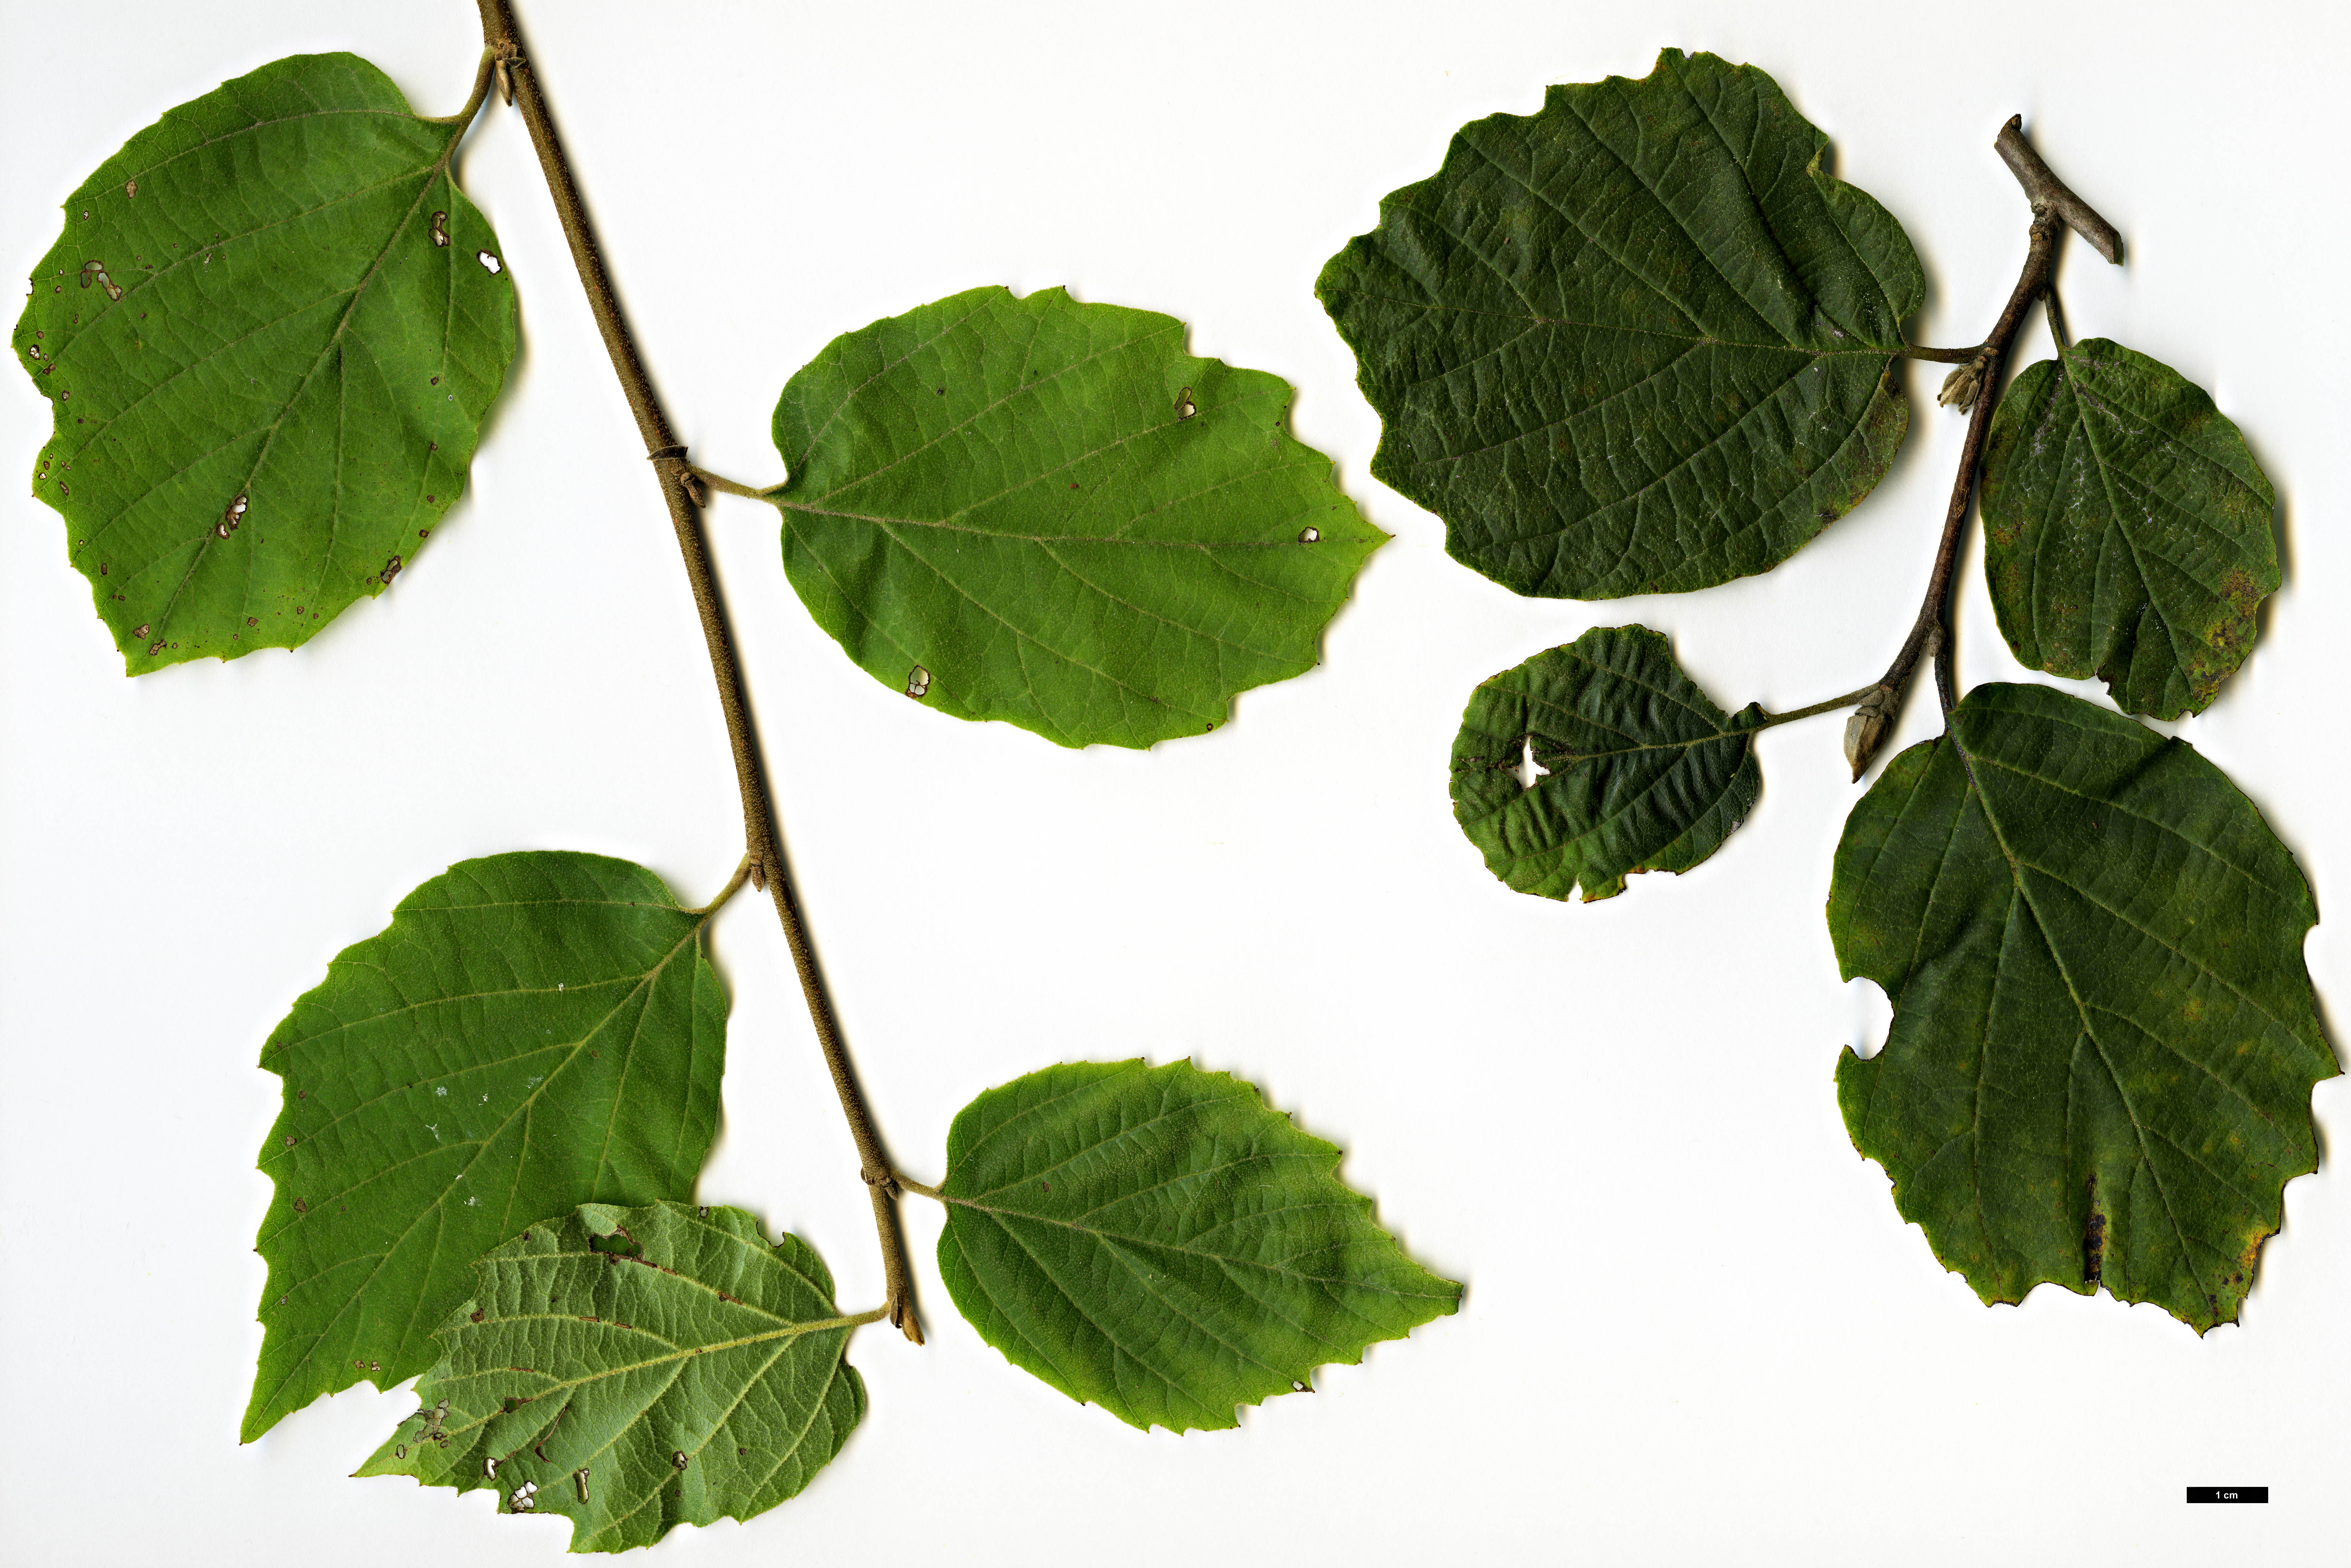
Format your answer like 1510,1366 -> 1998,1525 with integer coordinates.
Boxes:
1981,338 -> 2277,719
933,1059 -> 1460,1432
12,52 -> 515,673
1317,48 -> 1922,599
770,285 -> 1383,748
247,853 -> 725,1440
1830,684 -> 2335,1331
358,1203 -> 864,1554
1451,625 -> 1762,900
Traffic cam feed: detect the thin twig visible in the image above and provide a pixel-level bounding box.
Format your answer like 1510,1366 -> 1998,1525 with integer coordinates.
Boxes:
475,0 -> 922,1343
1845,207 -> 2062,777
1840,118 -> 2129,780
1994,116 -> 2124,264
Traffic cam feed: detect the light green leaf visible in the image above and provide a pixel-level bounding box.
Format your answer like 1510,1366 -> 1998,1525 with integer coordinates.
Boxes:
769,285 -> 1383,749
1316,48 -> 1922,599
247,853 -> 726,1441
1831,684 -> 2335,1331
1981,338 -> 2277,719
12,52 -> 515,674
931,1059 -> 1460,1432
357,1203 -> 865,1555
1451,626 -> 1762,901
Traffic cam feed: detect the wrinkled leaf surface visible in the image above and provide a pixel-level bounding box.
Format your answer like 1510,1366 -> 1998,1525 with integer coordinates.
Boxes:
1451,625 -> 1762,900
1317,48 -> 1921,599
770,286 -> 1381,748
12,52 -> 514,673
1982,338 -> 2277,718
359,1203 -> 864,1554
248,853 -> 725,1439
934,1059 -> 1460,1432
1831,684 -> 2333,1331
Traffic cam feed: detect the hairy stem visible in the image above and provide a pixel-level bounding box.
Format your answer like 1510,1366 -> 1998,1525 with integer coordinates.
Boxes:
1843,119 -> 2121,781
475,0 -> 922,1343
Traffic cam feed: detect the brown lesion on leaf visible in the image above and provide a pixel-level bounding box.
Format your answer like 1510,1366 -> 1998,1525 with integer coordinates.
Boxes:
2081,1175 -> 2106,1288
2218,565 -> 2263,619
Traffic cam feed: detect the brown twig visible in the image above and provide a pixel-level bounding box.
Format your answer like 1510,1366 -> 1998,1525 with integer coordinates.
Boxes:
1845,117 -> 2122,780
474,0 -> 922,1343
1994,115 -> 2124,265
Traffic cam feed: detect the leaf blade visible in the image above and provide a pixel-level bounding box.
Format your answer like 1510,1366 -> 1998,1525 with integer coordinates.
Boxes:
1830,684 -> 2335,1330
12,52 -> 516,673
770,285 -> 1382,748
1981,338 -> 2277,718
357,1202 -> 864,1554
1451,625 -> 1762,901
934,1060 -> 1460,1432
1316,48 -> 1922,599
246,852 -> 725,1440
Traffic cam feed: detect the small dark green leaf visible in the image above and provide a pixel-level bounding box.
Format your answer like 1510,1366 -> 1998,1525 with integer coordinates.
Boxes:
1316,48 -> 1922,599
357,1202 -> 864,1555
12,53 -> 515,674
1831,684 -> 2335,1331
247,853 -> 725,1440
1981,338 -> 2277,718
1451,626 -> 1762,901
769,285 -> 1382,749
933,1060 -> 1460,1432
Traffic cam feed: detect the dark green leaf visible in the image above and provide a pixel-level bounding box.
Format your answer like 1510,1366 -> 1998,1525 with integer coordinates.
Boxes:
357,1202 -> 864,1555
932,1059 -> 1460,1432
1451,625 -> 1762,901
1316,48 -> 1922,599
247,853 -> 726,1440
12,53 -> 515,674
769,285 -> 1382,748
1981,338 -> 2277,718
1831,684 -> 2335,1331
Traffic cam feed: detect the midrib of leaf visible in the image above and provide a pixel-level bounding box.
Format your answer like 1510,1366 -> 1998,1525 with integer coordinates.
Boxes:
2066,367 -> 2197,681
1322,291 -> 1899,357
1668,63 -> 1900,336
781,324 -> 1318,727
1467,353 -> 1855,567
1484,750 -> 1733,875
1943,728 -> 2211,1300
789,314 -> 1156,504
255,903 -> 711,1402
988,1207 -> 1293,1387
158,141 -> 460,638
426,1251 -> 861,1455
1482,97 -> 1882,350
946,1099 -> 1430,1294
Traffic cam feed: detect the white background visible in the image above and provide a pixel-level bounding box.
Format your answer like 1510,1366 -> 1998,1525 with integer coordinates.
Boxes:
4,1 -> 2347,1562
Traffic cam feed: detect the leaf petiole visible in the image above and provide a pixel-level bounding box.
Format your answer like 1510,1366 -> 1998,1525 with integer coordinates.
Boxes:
423,48 -> 498,128
1752,686 -> 1883,728
686,463 -> 787,501
688,853 -> 758,917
